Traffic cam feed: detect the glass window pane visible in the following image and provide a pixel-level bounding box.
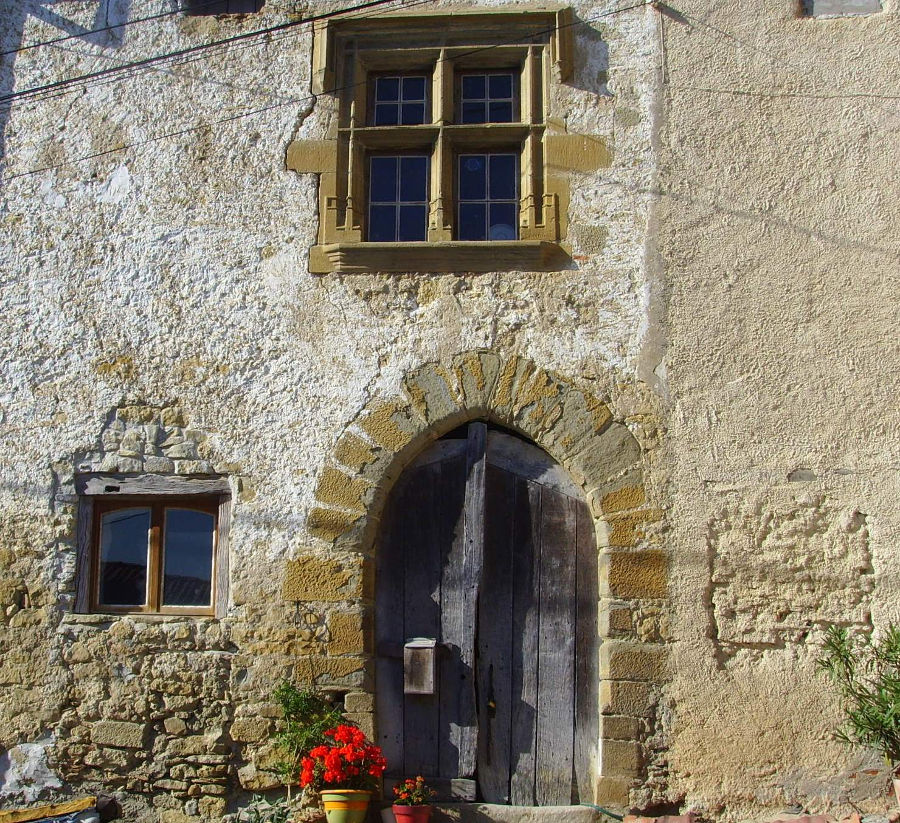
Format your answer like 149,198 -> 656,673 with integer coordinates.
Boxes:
489,154 -> 517,200
488,101 -> 513,123
489,202 -> 518,240
99,508 -> 150,606
461,74 -> 485,100
374,103 -> 399,126
459,203 -> 486,240
162,509 -> 214,607
369,205 -> 396,241
370,157 -> 398,202
399,156 -> 428,201
489,73 -> 513,99
461,101 -> 485,124
401,103 -> 426,125
459,155 -> 486,200
398,205 -> 427,241
403,76 -> 426,100
375,76 -> 400,101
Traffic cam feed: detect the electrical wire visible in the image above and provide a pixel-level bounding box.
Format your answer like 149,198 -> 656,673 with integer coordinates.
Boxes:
0,1 -> 655,183
1,0 -> 242,58
0,0 -> 409,108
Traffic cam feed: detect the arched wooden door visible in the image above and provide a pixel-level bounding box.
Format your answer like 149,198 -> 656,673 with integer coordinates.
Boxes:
375,422 -> 597,805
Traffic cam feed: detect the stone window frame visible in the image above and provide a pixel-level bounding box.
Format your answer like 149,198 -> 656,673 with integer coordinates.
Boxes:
74,474 -> 232,619
290,7 -> 585,274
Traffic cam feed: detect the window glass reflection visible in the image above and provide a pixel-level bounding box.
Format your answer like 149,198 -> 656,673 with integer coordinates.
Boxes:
458,72 -> 516,123
99,508 -> 150,606
163,509 -> 214,607
369,155 -> 429,242
457,153 -> 518,241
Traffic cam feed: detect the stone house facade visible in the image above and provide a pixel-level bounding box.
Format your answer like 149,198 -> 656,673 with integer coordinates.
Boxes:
0,0 -> 897,821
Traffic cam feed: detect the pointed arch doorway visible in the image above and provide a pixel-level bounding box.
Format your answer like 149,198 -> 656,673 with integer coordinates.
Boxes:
375,421 -> 598,806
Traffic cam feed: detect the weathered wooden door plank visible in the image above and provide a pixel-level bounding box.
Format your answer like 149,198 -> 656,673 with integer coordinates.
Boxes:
477,464 -> 516,803
574,498 -> 599,803
376,471 -> 409,775
403,462 -> 443,776
437,451 -> 469,782
509,478 -> 542,805
456,421 -> 487,777
535,488 -> 577,805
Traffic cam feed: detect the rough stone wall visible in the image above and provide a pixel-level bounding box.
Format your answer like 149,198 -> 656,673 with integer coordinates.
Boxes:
658,0 -> 900,819
0,0 -> 662,819
2,0 -> 898,819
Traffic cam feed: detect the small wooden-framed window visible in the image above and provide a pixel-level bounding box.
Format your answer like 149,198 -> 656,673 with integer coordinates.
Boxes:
75,474 -> 232,617
92,498 -> 219,615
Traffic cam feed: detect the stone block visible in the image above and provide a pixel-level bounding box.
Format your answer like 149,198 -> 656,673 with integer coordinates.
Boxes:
601,605 -> 634,637
595,775 -> 632,807
91,720 -> 146,749
601,739 -> 642,777
334,432 -> 381,473
489,355 -> 537,423
601,551 -> 669,599
119,405 -> 157,424
452,350 -> 502,412
567,424 -> 641,490
542,389 -> 614,460
600,484 -> 646,514
282,555 -> 358,601
599,681 -> 652,717
600,642 -> 668,683
604,510 -> 665,548
286,139 -> 337,173
167,736 -> 210,757
358,400 -> 423,452
159,811 -> 198,823
344,691 -> 375,712
403,363 -> 464,425
237,763 -> 281,791
164,717 -> 188,735
199,796 -> 227,818
307,508 -> 363,544
161,407 -> 187,427
328,611 -> 367,655
511,368 -> 568,436
546,133 -> 613,172
344,711 -> 375,740
314,466 -> 370,513
230,717 -> 270,743
601,715 -> 642,741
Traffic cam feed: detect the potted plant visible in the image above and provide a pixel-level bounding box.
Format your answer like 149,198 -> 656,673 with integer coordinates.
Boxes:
391,776 -> 437,823
818,624 -> 900,807
299,724 -> 387,823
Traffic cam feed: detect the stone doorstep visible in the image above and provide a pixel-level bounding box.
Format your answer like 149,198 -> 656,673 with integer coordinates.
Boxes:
431,804 -> 598,823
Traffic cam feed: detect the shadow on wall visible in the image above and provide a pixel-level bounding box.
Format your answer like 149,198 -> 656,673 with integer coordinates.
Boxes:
0,0 -> 133,171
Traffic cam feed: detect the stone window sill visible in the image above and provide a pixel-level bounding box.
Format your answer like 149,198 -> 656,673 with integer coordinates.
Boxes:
309,240 -> 570,274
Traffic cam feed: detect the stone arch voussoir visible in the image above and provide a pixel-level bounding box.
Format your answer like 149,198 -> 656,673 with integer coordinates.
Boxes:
294,349 -> 668,808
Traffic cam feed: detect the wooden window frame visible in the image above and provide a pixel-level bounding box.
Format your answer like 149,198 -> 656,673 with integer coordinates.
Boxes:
75,474 -> 232,618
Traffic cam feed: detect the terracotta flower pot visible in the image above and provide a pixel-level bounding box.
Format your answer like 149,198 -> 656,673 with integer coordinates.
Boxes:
392,805 -> 433,823
322,790 -> 372,823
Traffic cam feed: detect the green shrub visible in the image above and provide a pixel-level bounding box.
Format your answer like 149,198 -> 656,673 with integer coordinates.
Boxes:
272,682 -> 345,787
817,624 -> 900,772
